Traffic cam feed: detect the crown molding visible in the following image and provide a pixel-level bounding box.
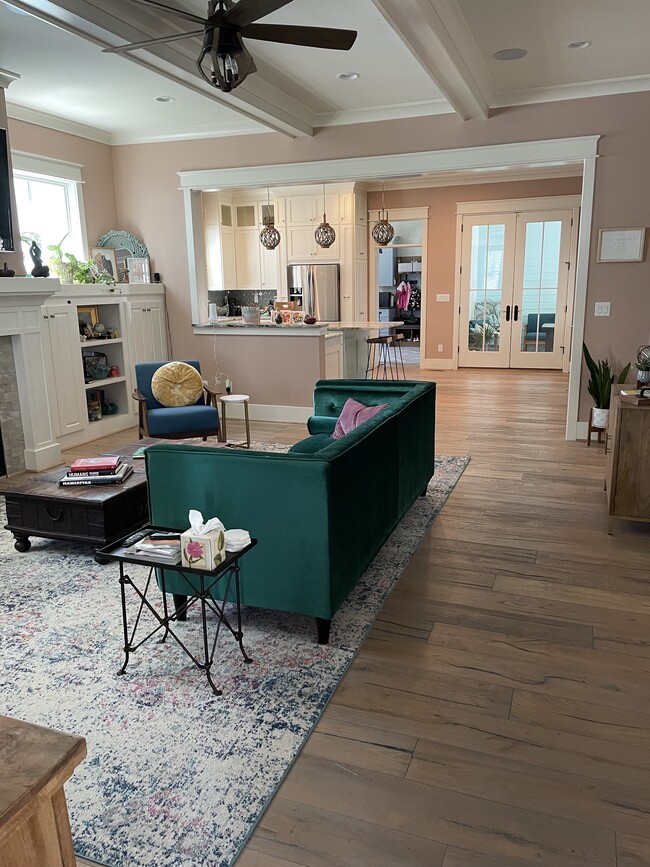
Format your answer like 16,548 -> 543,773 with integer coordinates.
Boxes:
0,68 -> 20,90
314,98 -> 453,128
6,102 -> 112,144
367,164 -> 583,190
494,74 -> 650,108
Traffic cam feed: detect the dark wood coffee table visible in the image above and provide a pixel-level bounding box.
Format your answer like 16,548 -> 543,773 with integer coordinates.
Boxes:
0,440 -> 151,561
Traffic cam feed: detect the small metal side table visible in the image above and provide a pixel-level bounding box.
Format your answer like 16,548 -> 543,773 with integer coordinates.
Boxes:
98,525 -> 256,696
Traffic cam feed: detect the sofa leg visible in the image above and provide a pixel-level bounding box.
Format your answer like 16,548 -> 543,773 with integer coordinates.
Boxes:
173,593 -> 188,621
419,484 -> 429,497
316,617 -> 331,645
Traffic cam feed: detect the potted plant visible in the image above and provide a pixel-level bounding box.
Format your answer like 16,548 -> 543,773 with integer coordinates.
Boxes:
583,343 -> 631,428
635,345 -> 650,389
47,234 -> 115,289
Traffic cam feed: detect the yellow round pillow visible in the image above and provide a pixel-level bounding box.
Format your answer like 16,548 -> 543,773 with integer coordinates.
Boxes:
151,362 -> 203,407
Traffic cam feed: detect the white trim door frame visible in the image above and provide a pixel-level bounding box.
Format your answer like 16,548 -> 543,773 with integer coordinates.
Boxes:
179,138 -> 599,440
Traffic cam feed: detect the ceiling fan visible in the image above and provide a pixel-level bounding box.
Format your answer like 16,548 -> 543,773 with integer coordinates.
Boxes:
103,0 -> 357,93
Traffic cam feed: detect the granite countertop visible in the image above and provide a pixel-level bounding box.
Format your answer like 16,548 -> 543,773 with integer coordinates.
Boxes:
195,318 -> 392,334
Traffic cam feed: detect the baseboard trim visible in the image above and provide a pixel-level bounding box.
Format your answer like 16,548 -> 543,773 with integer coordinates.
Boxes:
421,359 -> 455,370
223,403 -> 311,424
24,442 -> 62,472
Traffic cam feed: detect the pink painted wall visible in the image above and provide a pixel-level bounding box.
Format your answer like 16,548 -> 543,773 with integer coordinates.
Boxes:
8,119 -> 118,251
9,90 -> 650,419
368,177 -> 583,362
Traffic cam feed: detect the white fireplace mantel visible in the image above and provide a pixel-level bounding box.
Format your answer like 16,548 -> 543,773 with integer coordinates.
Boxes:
0,277 -> 62,470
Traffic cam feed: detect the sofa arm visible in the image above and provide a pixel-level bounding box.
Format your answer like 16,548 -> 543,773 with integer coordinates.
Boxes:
307,416 -> 337,436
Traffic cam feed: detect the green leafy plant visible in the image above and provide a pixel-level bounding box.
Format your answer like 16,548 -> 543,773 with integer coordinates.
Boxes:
47,234 -> 114,288
582,343 -> 631,408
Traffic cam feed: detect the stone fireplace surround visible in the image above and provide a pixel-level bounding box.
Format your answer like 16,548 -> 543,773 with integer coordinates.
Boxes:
0,277 -> 62,473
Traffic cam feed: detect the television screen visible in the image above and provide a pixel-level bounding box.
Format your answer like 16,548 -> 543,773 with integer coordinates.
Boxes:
0,128 -> 14,251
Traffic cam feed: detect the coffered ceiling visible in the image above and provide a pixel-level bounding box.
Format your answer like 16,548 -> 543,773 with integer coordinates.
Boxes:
1,0 -> 649,144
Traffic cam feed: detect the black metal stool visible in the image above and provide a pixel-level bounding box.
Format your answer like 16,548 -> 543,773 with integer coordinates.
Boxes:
365,336 -> 395,379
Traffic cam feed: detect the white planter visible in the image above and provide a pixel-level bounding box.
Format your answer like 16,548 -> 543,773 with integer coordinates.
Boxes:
592,407 -> 609,429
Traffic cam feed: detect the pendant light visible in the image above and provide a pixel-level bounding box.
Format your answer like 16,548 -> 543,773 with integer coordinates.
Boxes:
315,184 -> 336,248
371,181 -> 394,246
259,189 -> 281,250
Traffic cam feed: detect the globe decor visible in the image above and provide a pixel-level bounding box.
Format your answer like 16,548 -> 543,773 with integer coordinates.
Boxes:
315,213 -> 336,248
259,213 -> 281,250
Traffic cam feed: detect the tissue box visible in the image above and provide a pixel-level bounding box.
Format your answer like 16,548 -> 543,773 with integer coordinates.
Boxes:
181,528 -> 226,570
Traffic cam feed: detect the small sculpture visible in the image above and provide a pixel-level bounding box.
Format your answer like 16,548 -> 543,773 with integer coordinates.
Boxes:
29,242 -> 50,278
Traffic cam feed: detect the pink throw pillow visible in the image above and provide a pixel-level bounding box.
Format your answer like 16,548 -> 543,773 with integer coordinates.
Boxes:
331,398 -> 389,440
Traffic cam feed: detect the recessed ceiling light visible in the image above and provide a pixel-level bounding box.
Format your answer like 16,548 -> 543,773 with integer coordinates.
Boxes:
568,40 -> 592,49
492,48 -> 528,61
155,95 -> 175,103
337,72 -> 360,81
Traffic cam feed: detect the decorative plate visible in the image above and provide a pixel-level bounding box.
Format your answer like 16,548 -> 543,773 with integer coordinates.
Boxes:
97,230 -> 148,258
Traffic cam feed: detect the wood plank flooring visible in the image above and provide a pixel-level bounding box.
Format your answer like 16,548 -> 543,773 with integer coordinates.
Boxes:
67,368 -> 650,867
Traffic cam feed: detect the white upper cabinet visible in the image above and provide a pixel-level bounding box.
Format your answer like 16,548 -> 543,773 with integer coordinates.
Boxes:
286,193 -> 340,226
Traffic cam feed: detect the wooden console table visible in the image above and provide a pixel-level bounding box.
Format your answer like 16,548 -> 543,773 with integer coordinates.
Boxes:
605,389 -> 650,533
0,715 -> 86,867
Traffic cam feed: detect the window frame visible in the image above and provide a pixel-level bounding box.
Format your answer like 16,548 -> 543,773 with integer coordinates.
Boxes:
11,151 -> 88,263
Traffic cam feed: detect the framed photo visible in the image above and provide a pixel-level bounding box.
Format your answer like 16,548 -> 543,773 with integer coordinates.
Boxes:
597,227 -> 646,262
113,247 -> 131,283
90,247 -> 117,279
78,305 -> 99,329
126,256 -> 151,284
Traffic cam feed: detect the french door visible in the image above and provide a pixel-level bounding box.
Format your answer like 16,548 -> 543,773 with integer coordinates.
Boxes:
458,208 -> 576,369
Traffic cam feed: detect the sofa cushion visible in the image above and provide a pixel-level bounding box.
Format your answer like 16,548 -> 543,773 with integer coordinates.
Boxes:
289,434 -> 334,454
147,404 -> 218,436
151,361 -> 203,407
331,398 -> 389,440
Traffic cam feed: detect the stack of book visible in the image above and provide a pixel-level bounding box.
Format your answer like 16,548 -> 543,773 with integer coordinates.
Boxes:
58,455 -> 134,487
130,534 -> 182,564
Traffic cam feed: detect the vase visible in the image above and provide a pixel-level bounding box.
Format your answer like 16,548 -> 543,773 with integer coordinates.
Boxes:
592,407 -> 609,429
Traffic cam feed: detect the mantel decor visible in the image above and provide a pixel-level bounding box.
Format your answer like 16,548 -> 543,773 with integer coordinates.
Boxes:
596,227 -> 646,262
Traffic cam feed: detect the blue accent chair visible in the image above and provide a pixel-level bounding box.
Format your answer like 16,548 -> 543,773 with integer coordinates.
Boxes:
524,313 -> 555,350
132,360 -> 221,441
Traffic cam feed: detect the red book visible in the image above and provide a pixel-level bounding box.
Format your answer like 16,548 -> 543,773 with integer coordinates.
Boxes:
69,455 -> 123,474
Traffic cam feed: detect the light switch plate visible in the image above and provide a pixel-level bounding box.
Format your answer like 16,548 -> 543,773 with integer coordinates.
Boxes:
595,302 -> 611,317
436,293 -> 450,302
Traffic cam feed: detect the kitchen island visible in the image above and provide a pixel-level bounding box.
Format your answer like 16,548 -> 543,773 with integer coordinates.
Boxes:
193,320 -> 397,423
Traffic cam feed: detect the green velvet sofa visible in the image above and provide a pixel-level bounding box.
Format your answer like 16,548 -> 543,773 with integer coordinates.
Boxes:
145,378 -> 436,643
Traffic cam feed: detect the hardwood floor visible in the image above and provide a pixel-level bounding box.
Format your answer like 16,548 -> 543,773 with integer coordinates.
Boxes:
69,368 -> 650,867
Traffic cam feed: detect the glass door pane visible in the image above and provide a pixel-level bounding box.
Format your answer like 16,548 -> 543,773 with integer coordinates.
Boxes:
458,215 -> 516,369
511,210 -> 575,370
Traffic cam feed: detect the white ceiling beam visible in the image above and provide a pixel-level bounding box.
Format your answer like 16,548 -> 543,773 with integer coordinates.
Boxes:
371,0 -> 493,120
7,0 -> 315,137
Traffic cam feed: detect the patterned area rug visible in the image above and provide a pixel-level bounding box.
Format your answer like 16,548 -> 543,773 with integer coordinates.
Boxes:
0,448 -> 469,867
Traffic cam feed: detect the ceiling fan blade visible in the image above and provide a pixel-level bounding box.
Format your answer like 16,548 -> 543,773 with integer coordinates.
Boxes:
223,0 -> 293,28
103,29 -> 206,54
126,0 -> 207,26
241,23 -> 357,51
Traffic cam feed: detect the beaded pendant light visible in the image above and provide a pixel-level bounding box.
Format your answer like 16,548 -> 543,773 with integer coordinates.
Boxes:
315,185 -> 336,248
259,189 -> 280,250
371,182 -> 394,246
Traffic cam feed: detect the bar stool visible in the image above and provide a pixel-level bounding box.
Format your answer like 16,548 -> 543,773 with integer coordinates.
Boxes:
365,336 -> 395,379
390,333 -> 406,380
219,394 -> 251,448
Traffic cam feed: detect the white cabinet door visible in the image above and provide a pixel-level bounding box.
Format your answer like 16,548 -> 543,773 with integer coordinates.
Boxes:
260,243 -> 279,290
43,306 -> 87,436
314,229 -> 340,260
235,229 -> 261,288
355,223 -> 367,258
325,335 -> 343,378
286,195 -> 316,225
355,259 -> 368,321
130,301 -> 168,366
287,225 -> 316,260
221,227 -> 237,290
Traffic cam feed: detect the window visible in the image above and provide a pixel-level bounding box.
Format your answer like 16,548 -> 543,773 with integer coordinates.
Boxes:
11,152 -> 87,273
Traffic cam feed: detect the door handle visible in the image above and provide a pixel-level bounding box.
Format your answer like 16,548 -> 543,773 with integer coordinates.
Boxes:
505,304 -> 511,322
513,305 -> 519,322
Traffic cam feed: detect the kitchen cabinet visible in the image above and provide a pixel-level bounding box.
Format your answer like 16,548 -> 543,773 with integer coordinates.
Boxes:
129,299 -> 167,367
324,333 -> 343,379
286,193 -> 339,226
286,225 -> 340,261
605,390 -> 650,533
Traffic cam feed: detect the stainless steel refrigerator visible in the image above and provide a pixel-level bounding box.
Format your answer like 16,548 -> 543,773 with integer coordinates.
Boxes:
286,263 -> 340,321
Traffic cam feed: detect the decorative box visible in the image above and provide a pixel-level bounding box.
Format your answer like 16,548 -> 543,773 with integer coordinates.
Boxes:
181,527 -> 226,570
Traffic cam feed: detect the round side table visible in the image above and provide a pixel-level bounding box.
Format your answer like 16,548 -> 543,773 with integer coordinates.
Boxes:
220,394 -> 251,448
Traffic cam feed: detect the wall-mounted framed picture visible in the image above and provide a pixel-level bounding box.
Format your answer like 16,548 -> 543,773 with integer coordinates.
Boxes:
90,247 -> 117,280
597,227 -> 646,262
78,305 -> 99,329
126,256 -> 151,283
